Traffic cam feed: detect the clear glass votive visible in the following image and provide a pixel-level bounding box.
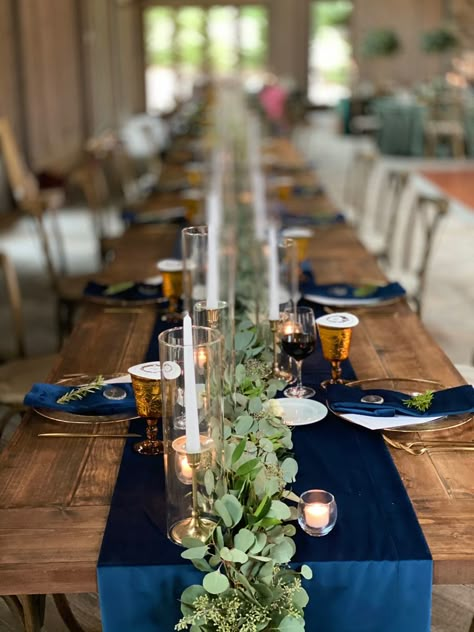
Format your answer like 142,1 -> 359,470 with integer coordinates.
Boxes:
298,489 -> 337,537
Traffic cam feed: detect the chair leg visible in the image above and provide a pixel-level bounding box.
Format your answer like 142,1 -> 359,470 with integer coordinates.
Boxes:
17,594 -> 46,632
52,594 -> 89,632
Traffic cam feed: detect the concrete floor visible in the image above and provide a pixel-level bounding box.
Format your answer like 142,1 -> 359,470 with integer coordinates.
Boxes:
0,116 -> 473,629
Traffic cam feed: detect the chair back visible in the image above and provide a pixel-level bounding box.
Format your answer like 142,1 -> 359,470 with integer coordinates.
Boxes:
0,118 -> 40,212
0,253 -> 26,358
343,147 -> 377,226
388,189 -> 448,310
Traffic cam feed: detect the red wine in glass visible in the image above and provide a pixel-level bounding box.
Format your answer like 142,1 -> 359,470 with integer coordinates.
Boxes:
281,333 -> 316,361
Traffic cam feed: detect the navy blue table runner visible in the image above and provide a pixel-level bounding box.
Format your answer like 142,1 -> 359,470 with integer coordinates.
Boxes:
97,313 -> 432,632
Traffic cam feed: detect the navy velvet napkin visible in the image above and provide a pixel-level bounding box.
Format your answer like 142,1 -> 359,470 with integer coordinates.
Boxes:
24,382 -> 137,415
121,208 -> 186,226
301,279 -> 406,301
327,383 -> 474,417
84,281 -> 163,302
282,211 -> 346,227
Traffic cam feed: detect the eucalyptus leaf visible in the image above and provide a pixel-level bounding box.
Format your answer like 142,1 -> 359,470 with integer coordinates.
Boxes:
301,564 -> 313,580
203,571 -> 230,595
235,364 -> 246,385
235,458 -> 261,477
219,546 -> 234,562
181,545 -> 208,560
204,469 -> 215,495
281,458 -> 298,483
259,437 -> 274,453
234,414 -> 254,435
270,539 -> 294,564
258,560 -> 275,578
235,330 -> 255,351
214,498 -> 233,527
229,548 -> 249,564
222,493 -> 243,526
254,495 -> 272,520
232,438 -> 247,464
249,397 -> 263,414
248,532 -> 267,554
268,500 -> 291,521
293,588 -> 309,609
278,615 -> 305,631
192,558 -> 214,573
234,528 -> 255,553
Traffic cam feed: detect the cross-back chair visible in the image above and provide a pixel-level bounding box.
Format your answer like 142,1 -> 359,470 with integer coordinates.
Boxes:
342,147 -> 377,227
384,191 -> 449,314
359,166 -> 409,261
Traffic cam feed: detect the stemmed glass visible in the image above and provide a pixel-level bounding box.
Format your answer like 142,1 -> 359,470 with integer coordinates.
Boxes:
128,362 -> 162,455
316,313 -> 359,386
280,306 -> 317,399
158,259 -> 184,321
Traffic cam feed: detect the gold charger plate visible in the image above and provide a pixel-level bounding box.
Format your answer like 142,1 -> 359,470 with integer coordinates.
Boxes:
34,373 -> 138,425
344,377 -> 472,433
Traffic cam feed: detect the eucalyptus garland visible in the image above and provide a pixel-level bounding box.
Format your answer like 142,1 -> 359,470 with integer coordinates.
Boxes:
176,319 -> 311,632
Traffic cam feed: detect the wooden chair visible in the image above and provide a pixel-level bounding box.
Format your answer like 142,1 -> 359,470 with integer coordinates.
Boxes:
0,118 -> 67,273
384,192 -> 449,314
359,167 -> 409,261
0,118 -> 102,339
424,96 -> 465,158
0,252 -> 58,439
342,147 -> 377,227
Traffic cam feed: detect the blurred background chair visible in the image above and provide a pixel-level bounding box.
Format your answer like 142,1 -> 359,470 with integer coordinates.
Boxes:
342,147 -> 377,227
383,192 -> 449,314
424,93 -> 465,158
0,252 -> 58,440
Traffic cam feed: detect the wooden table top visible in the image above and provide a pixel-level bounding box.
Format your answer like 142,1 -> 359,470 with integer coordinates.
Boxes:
0,176 -> 472,598
420,169 -> 474,212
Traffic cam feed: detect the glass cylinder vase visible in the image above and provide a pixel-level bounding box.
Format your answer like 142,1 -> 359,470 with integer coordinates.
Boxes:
182,225 -> 208,315
159,325 -> 224,545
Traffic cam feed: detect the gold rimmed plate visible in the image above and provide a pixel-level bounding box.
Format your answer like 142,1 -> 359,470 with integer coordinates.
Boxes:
33,373 -> 138,425
303,282 -> 403,309
337,377 -> 472,434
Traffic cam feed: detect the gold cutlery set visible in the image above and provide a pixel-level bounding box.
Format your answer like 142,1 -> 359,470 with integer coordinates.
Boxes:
383,435 -> 474,456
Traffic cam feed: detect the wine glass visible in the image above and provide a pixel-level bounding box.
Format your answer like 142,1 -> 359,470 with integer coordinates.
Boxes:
280,306 -> 317,399
316,313 -> 359,386
128,362 -> 162,455
157,259 -> 184,322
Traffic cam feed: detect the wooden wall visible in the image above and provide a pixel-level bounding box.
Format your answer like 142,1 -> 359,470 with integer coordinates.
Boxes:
351,0 -> 445,88
0,0 -> 146,175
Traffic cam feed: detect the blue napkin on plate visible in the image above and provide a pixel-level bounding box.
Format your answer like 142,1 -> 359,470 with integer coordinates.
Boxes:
84,281 -> 163,302
24,382 -> 137,415
282,211 -> 346,228
327,383 -> 474,417
293,184 -> 325,197
121,208 -> 186,226
300,278 -> 406,301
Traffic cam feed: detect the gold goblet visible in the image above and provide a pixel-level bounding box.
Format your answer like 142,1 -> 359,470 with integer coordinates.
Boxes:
281,228 -> 314,264
158,259 -> 184,322
316,313 -> 359,386
128,362 -> 162,455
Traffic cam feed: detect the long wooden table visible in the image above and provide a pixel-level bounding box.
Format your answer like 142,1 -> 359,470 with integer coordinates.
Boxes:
0,151 -> 473,610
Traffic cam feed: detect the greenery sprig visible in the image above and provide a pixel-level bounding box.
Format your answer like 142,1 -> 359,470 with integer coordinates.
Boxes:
56,375 -> 105,405
402,390 -> 434,413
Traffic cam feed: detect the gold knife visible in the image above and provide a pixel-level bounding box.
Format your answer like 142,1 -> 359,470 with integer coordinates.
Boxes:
38,433 -> 141,438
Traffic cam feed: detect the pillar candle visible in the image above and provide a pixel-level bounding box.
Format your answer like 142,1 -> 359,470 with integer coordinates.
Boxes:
268,224 -> 279,321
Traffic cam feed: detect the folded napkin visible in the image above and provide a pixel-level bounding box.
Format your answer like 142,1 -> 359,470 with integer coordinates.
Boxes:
327,383 -> 474,417
293,184 -> 325,197
122,207 -> 186,226
282,211 -> 346,228
84,281 -> 163,302
24,382 -> 137,415
300,278 -> 406,301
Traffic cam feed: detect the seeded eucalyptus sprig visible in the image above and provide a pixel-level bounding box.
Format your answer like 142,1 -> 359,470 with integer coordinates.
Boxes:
402,390 -> 434,413
56,375 -> 106,405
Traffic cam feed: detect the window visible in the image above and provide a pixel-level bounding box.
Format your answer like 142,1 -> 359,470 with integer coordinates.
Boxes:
144,4 -> 268,113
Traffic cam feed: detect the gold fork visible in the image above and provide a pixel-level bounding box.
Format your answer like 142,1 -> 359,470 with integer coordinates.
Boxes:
383,435 -> 474,456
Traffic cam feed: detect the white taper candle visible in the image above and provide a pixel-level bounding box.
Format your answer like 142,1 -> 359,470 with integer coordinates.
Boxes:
268,224 -> 280,321
183,314 -> 201,453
